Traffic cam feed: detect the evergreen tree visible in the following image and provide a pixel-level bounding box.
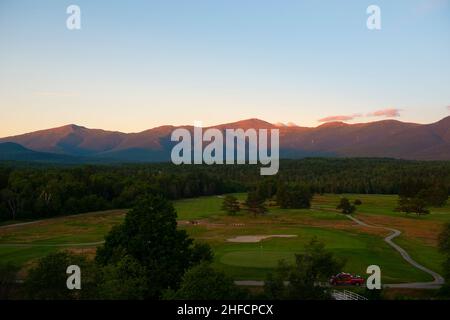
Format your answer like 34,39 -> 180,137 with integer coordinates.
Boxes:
221,195 -> 240,216
245,191 -> 267,216
96,195 -> 211,299
276,183 -> 312,209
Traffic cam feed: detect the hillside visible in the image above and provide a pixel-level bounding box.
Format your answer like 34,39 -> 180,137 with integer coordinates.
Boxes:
1,117 -> 450,162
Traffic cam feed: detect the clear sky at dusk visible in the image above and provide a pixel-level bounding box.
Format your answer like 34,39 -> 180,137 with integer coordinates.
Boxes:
1,0 -> 449,136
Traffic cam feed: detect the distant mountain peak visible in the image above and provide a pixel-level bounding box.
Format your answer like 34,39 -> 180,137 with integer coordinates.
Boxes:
2,116 -> 450,162
217,118 -> 276,129
317,121 -> 348,128
65,124 -> 85,129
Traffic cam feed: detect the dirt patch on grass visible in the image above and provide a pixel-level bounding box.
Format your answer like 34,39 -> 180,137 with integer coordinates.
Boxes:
227,235 -> 297,243
181,213 -> 390,240
66,247 -> 97,259
0,210 -> 126,243
356,213 -> 444,246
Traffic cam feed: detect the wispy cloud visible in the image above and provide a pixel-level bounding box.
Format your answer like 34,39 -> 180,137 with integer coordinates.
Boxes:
318,109 -> 402,123
367,108 -> 401,118
34,91 -> 79,98
318,114 -> 361,123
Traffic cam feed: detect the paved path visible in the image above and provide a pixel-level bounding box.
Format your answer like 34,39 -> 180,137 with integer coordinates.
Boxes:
0,241 -> 105,248
0,210 -> 126,230
236,214 -> 445,289
346,214 -> 444,289
0,211 -> 122,247
0,220 -> 43,229
0,217 -> 106,248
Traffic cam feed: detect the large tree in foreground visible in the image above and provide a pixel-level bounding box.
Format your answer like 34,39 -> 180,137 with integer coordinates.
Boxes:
163,262 -> 247,300
24,251 -> 98,300
0,263 -> 19,299
264,238 -> 345,300
96,195 -> 211,299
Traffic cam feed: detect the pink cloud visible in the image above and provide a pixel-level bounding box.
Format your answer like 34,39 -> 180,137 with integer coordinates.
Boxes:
367,108 -> 401,118
447,105 -> 450,111
318,114 -> 359,123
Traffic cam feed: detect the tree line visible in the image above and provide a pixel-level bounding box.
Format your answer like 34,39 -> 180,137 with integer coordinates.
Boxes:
1,158 -> 449,221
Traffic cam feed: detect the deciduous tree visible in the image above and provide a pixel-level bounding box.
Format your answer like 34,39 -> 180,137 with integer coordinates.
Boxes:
264,238 -> 345,300
337,197 -> 356,214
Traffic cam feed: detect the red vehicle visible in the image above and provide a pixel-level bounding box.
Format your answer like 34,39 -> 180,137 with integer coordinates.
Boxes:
330,272 -> 364,286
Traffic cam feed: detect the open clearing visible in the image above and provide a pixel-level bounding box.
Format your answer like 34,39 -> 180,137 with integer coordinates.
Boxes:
1,194 -> 449,284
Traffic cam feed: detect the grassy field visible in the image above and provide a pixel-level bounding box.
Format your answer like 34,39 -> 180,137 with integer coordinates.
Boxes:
0,194 -> 449,284
0,210 -> 125,268
312,194 -> 449,275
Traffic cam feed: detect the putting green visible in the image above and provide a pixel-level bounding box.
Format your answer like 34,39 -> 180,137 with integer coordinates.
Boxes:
205,226 -> 435,283
221,250 -> 295,268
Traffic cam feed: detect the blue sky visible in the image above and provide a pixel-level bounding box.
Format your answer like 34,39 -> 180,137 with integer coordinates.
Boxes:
0,0 -> 449,136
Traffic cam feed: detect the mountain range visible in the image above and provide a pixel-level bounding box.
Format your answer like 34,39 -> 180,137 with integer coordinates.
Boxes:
1,117 -> 450,163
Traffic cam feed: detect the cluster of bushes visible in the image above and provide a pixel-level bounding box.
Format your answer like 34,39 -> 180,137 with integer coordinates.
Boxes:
221,181 -> 313,217
396,179 -> 448,215
276,183 -> 312,209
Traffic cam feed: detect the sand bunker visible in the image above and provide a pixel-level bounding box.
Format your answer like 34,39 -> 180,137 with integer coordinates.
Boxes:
226,235 -> 297,243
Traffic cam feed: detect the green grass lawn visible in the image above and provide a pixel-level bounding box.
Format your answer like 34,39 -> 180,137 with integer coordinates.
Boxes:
0,246 -> 57,267
0,193 -> 448,285
181,223 -> 432,283
0,210 -> 125,267
314,193 -> 450,221
312,193 -> 449,280
174,193 -> 247,220
394,237 -> 446,275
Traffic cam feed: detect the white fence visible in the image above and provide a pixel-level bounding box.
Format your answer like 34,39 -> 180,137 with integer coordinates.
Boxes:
331,289 -> 367,300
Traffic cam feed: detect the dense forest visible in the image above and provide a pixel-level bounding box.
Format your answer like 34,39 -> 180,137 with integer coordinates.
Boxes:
1,158 -> 449,221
